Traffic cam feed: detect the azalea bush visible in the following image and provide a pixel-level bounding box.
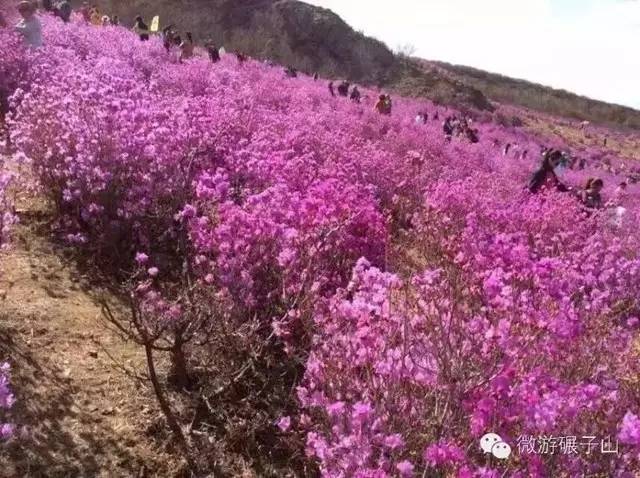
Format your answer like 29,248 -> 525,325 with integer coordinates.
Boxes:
0,160 -> 14,441
2,13 -> 640,476
299,182 -> 640,476
0,17 -> 16,434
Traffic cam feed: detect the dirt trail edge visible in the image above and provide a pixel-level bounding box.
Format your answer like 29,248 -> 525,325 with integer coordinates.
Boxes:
0,193 -> 179,477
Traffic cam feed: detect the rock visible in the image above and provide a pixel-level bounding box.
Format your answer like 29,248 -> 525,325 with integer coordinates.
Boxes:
43,286 -> 68,299
88,350 -> 98,358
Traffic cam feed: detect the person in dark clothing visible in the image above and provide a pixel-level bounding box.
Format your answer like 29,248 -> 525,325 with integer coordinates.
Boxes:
328,81 -> 335,97
578,158 -> 587,170
442,117 -> 454,142
313,72 -> 319,81
111,15 -> 119,26
384,95 -> 392,114
54,1 -> 72,22
133,16 -> 150,41
504,143 -> 512,156
162,25 -> 175,51
337,81 -> 350,97
528,150 -> 569,194
207,42 -> 220,63
236,52 -> 247,64
350,86 -> 361,103
466,128 -> 479,144
285,67 -> 298,78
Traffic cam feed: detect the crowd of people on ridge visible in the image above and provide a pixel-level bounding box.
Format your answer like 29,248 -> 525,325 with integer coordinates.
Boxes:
442,115 -> 479,143
2,1 -> 636,223
328,80 -> 367,106
4,1 -> 230,66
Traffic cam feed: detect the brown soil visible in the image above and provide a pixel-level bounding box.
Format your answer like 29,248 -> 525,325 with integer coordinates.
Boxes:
0,193 -> 182,477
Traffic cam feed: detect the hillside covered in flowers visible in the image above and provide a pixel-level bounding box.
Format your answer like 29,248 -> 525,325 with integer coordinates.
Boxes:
2,8 -> 640,478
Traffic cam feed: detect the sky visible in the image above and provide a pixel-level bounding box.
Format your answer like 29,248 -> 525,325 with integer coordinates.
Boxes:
305,0 -> 640,109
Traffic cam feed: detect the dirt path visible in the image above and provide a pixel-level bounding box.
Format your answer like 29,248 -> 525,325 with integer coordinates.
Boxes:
0,194 -> 180,476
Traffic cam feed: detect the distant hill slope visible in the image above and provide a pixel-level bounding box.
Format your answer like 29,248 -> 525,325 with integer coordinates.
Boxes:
426,61 -> 640,130
79,0 -> 640,129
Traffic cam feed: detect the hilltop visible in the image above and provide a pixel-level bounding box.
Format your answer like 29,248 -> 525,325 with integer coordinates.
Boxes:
427,60 -> 640,130
73,0 -> 640,129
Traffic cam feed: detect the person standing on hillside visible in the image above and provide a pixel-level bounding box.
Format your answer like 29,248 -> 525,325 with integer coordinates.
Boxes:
133,15 -> 150,41
54,1 -> 72,23
90,6 -> 102,26
337,81 -> 350,97
580,178 -> 604,210
442,116 -> 454,141
207,42 -> 220,63
374,94 -> 386,114
15,2 -> 42,48
382,95 -> 393,116
161,25 -> 174,51
179,32 -> 195,61
607,181 -> 628,208
111,15 -> 119,26
328,81 -> 335,97
350,86 -> 361,103
285,66 -> 298,78
79,2 -> 90,22
527,150 -> 569,194
465,127 -> 479,144
374,94 -> 391,115
415,112 -> 428,124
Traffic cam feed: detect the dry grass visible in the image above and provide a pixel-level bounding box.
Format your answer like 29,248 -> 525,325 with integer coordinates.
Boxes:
0,188 -> 184,477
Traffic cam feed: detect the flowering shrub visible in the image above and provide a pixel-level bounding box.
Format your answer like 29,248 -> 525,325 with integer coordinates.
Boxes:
299,185 -> 640,475
0,154 -> 15,444
0,363 -> 15,440
2,13 -> 640,476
